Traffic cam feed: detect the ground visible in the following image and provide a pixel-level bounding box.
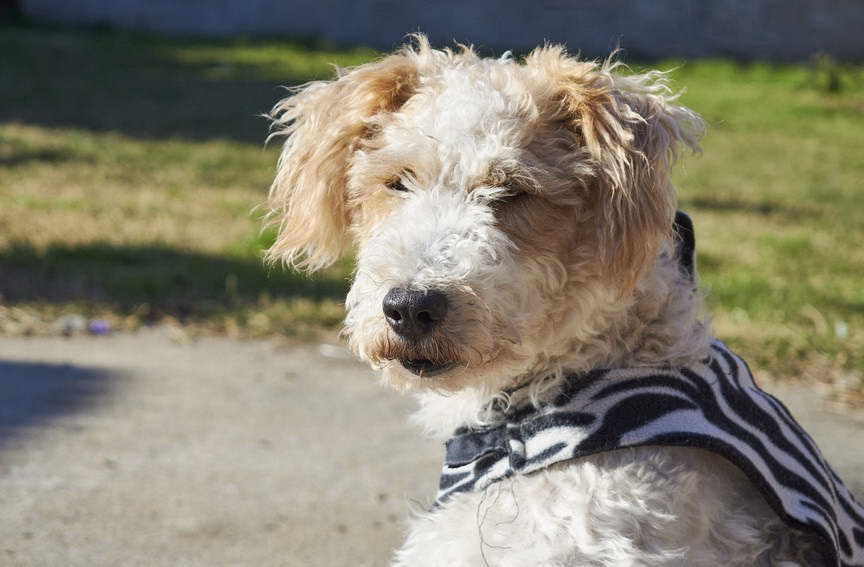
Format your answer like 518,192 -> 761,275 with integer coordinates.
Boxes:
0,331 -> 861,566
0,331 -> 440,566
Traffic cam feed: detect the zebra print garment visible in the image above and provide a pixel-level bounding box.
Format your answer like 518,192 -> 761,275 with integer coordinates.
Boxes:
438,341 -> 864,566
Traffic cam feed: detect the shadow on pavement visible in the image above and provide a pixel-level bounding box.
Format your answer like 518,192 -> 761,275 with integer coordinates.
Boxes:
0,360 -> 116,450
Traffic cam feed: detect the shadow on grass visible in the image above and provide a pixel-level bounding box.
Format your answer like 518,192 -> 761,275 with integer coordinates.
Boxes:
682,196 -> 819,221
0,242 -> 349,320
0,361 -> 117,451
0,147 -> 76,167
815,293 -> 864,317
0,23 -> 364,143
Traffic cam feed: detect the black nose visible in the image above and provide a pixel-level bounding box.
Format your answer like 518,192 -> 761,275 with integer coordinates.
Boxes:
383,288 -> 448,340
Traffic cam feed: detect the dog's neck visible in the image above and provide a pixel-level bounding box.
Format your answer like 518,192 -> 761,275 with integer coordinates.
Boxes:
411,241 -> 713,439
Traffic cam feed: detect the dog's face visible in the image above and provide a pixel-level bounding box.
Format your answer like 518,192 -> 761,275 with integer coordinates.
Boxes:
267,37 -> 701,392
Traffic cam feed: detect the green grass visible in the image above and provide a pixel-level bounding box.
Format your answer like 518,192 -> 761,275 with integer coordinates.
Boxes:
0,24 -> 862,399
663,59 -> 864,399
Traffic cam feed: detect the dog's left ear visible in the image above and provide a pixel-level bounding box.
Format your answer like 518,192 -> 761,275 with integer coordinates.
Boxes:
605,70 -> 704,287
527,47 -> 704,289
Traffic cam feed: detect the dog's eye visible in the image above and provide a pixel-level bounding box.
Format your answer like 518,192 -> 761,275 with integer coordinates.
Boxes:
386,178 -> 410,193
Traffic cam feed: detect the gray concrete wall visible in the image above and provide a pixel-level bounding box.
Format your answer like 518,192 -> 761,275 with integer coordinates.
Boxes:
20,0 -> 864,61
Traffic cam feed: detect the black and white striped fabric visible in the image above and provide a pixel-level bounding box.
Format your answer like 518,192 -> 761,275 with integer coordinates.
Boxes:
438,341 -> 864,566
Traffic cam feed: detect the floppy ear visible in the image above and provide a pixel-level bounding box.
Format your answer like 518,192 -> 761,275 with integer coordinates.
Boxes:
526,47 -> 704,289
265,45 -> 423,271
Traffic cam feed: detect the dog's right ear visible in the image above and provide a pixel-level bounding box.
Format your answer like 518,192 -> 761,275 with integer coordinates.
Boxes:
265,43 -> 424,271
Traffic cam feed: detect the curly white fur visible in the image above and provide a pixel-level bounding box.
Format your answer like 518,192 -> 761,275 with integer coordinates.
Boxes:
265,36 -> 822,566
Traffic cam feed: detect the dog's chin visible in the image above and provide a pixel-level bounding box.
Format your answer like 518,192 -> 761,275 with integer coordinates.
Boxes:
380,351 -> 532,394
398,358 -> 457,378
380,359 -> 467,391
379,345 -> 521,393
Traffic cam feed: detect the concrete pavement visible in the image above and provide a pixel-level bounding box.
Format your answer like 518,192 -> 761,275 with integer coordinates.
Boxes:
0,330 -> 440,566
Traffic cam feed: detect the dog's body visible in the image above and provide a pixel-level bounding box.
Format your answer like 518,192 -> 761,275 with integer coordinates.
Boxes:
264,37 -> 851,566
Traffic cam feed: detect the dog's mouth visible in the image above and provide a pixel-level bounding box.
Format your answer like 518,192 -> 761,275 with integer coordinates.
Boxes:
398,358 -> 456,377
370,331 -> 466,379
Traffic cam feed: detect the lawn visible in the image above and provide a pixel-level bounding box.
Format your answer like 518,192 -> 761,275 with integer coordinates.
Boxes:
1,24 -> 862,401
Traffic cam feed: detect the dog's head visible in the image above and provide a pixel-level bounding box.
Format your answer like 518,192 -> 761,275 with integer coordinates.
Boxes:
266,36 -> 702,392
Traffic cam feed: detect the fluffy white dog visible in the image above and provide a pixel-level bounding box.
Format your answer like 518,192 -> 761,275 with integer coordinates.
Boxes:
264,36 -> 861,566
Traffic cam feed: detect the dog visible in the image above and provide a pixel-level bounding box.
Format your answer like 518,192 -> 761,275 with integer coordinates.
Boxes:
264,36 -> 863,566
